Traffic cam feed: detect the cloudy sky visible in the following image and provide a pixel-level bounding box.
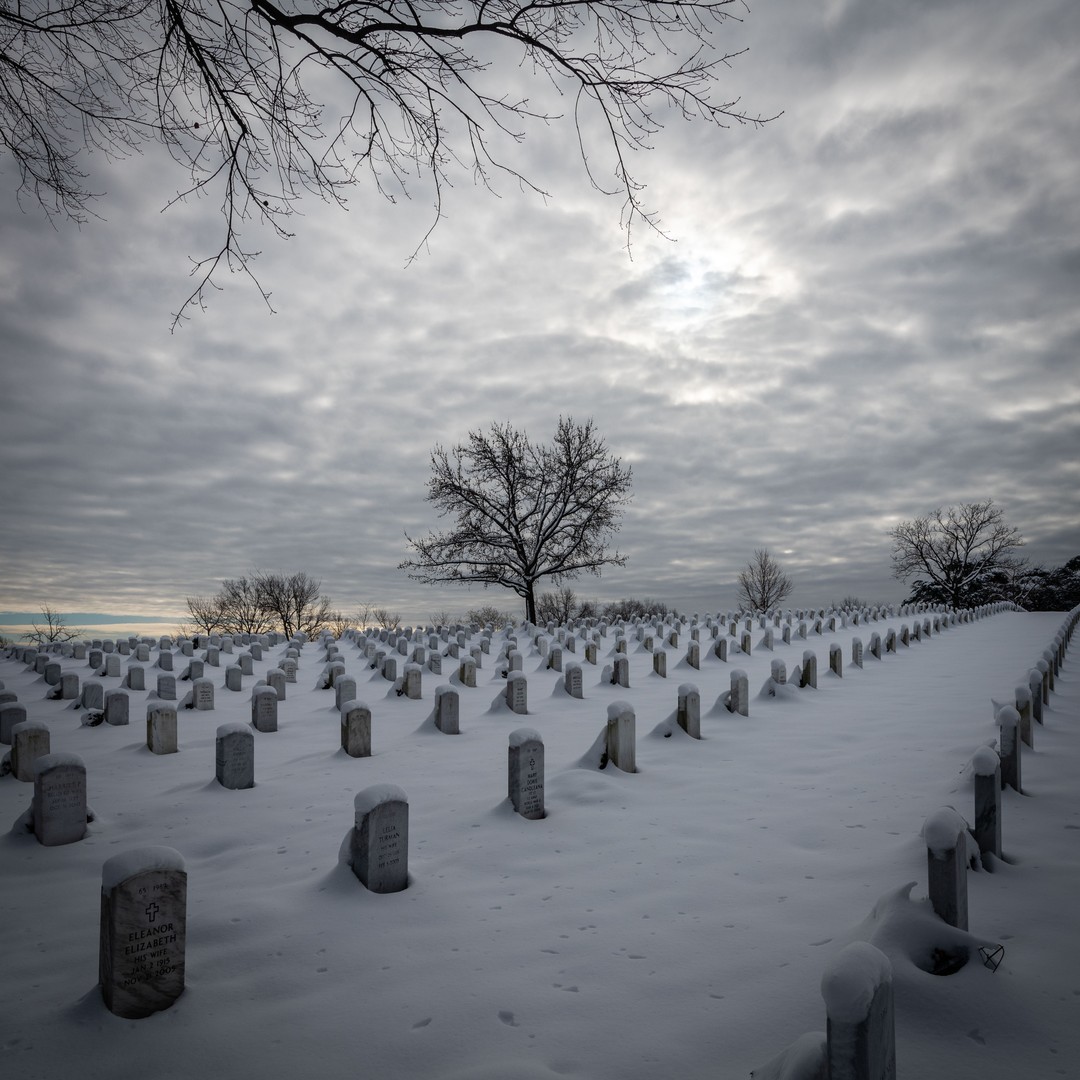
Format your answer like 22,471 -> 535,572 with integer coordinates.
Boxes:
1,0 -> 1077,626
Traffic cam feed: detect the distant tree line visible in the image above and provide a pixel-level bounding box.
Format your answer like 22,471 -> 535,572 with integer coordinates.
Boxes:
184,571 -> 336,640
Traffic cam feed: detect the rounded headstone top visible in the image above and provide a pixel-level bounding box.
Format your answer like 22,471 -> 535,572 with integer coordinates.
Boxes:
923,806 -> 969,857
508,727 -> 543,748
678,683 -> 699,697
217,722 -> 251,737
607,700 -> 634,722
820,941 -> 892,1023
971,746 -> 1000,777
996,705 -> 1020,729
33,751 -> 85,773
101,846 -> 185,892
354,784 -> 408,816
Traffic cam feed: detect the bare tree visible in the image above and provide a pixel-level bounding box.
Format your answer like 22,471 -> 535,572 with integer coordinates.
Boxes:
257,571 -> 333,639
736,549 -> 793,612
184,593 -> 224,634
219,576 -> 277,635
369,607 -> 403,630
1,1 -> 772,324
402,417 -> 632,625
536,586 -> 579,625
27,604 -> 81,645
465,604 -> 514,628
602,596 -> 668,620
890,500 -> 1025,609
323,610 -> 354,638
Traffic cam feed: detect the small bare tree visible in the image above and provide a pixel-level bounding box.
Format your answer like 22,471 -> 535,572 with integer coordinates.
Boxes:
465,604 -> 514,628
184,594 -> 225,634
257,571 -> 333,639
27,604 -> 81,645
402,417 -> 632,625
369,607 -> 403,630
890,500 -> 1025,608
219,576 -> 277,635
736,549 -> 793,612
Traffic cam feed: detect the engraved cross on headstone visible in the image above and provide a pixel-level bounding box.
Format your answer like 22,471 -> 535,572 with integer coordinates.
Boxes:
145,902 -> 160,923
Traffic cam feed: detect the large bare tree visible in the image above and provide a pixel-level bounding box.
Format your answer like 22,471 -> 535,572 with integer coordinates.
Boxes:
736,548 -> 793,612
1,1 -> 770,324
890,499 -> 1025,608
401,417 -> 632,624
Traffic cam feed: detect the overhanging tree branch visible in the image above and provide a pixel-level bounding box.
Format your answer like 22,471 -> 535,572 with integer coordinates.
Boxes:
1,1 -> 777,326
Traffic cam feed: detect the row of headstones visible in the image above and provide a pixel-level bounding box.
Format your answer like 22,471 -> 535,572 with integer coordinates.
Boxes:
928,602 -> 1079,933
43,723 -> 550,1019
750,601 -> 1071,1080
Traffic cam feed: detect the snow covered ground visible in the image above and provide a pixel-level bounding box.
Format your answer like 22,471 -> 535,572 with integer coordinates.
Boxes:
1,606 -> 1077,1080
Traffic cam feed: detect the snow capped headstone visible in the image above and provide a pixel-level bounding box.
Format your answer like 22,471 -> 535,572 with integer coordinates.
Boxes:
821,941 -> 895,1080
714,638 -> 728,662
146,704 -> 178,755
729,670 -> 749,716
191,678 -> 214,711
997,706 -> 1021,792
126,665 -> 145,691
0,701 -> 27,744
506,671 -> 528,714
251,686 -> 278,733
1014,685 -> 1033,747
99,847 -> 186,1018
434,685 -> 459,734
971,747 -> 1001,859
458,657 -> 476,687
606,701 -> 636,772
33,753 -> 88,846
266,668 -> 287,700
340,700 -> 372,757
225,665 -> 243,692
851,638 -> 863,668
350,785 -> 408,893
508,728 -> 544,819
564,663 -> 583,699
611,656 -> 630,688
686,641 -> 700,670
829,643 -> 842,678
81,680 -> 105,712
335,675 -> 358,711
216,723 -> 255,789
11,719 -> 50,782
105,689 -> 129,726
402,664 -> 422,700
653,649 -> 667,678
677,684 -> 700,739
156,674 -> 176,701
924,807 -> 970,930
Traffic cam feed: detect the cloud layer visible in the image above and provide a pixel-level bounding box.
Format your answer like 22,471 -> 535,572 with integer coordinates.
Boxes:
1,0 -> 1077,622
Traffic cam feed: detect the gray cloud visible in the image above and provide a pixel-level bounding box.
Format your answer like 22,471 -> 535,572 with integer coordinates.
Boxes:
1,0 -> 1077,622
